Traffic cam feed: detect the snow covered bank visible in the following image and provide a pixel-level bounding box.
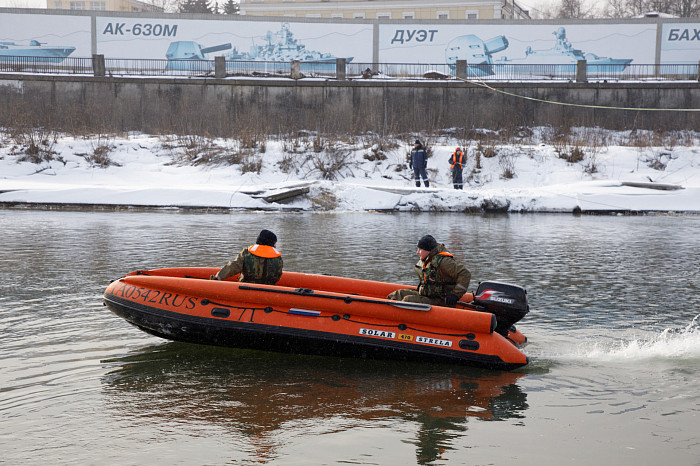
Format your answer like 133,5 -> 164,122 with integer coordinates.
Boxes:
1,130 -> 699,213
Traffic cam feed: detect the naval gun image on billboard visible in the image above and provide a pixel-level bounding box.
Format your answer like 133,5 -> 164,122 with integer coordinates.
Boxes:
445,34 -> 509,77
165,41 -> 232,70
446,27 -> 633,77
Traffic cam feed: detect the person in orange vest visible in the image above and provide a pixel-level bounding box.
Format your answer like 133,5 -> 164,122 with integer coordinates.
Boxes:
449,147 -> 465,189
388,235 -> 471,307
211,229 -> 283,285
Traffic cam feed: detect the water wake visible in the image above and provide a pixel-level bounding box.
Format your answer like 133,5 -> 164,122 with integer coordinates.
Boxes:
533,314 -> 700,364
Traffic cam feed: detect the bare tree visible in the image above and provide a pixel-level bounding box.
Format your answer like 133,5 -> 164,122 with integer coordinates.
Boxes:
142,0 -> 179,12
556,0 -> 597,18
603,0 -> 630,16
673,0 -> 700,16
604,0 -> 698,16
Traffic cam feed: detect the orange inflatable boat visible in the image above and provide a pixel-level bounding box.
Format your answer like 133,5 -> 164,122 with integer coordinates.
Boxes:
103,268 -> 529,371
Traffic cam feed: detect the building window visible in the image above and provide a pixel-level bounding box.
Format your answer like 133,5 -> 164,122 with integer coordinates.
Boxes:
283,13 -> 296,16
331,13 -> 343,18
437,11 -> 449,19
69,1 -> 85,9
90,1 -> 106,9
402,12 -> 414,19
54,1 -> 63,7
465,10 -> 478,19
353,12 -> 365,19
376,12 -> 391,19
306,13 -> 321,17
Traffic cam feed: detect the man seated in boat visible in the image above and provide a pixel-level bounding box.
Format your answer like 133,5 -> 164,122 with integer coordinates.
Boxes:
210,229 -> 283,285
388,235 -> 471,307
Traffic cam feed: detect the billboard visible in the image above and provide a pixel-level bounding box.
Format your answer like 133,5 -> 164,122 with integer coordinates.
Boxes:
0,11 -> 694,74
96,18 -> 373,70
0,13 -> 91,62
379,23 -> 657,76
661,23 -> 700,64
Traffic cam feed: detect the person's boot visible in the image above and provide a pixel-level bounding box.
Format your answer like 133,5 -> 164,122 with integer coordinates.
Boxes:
424,180 -> 430,188
415,181 -> 421,187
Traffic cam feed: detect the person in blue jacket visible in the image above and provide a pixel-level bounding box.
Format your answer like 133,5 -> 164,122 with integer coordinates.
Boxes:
410,140 -> 430,188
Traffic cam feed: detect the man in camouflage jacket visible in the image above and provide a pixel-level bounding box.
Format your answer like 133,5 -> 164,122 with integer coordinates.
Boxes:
388,235 -> 471,307
211,229 -> 283,285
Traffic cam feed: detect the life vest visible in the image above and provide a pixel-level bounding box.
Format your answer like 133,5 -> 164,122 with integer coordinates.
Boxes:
414,251 -> 456,298
451,150 -> 464,170
248,244 -> 281,258
242,244 -> 283,284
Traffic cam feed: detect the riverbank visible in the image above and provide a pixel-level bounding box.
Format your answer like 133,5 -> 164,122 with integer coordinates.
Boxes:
1,129 -> 699,213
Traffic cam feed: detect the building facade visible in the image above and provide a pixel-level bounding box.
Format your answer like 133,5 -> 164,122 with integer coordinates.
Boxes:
239,0 -> 530,20
47,0 -> 163,12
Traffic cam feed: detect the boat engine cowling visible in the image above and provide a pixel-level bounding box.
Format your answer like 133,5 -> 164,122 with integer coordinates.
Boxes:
473,281 -> 529,337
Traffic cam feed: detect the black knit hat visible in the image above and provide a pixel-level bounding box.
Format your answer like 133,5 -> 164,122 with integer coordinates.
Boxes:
256,229 -> 277,246
414,139 -> 421,145
417,235 -> 437,251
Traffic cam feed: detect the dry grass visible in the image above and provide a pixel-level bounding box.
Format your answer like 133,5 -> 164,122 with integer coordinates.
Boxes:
75,135 -> 121,168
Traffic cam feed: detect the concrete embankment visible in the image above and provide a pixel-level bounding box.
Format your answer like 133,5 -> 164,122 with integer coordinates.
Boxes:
1,74 -> 698,134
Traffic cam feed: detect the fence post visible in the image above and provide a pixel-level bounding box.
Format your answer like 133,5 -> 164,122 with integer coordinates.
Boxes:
92,54 -> 105,77
697,60 -> 700,83
455,60 -> 467,79
291,60 -> 302,79
576,59 -> 587,83
336,58 -> 346,81
215,56 -> 226,78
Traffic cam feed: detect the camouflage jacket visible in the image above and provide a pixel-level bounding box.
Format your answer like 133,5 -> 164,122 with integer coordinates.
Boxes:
414,243 -> 471,299
215,245 -> 283,285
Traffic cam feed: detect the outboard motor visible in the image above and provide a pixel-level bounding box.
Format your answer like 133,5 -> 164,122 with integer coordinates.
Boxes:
473,281 -> 529,337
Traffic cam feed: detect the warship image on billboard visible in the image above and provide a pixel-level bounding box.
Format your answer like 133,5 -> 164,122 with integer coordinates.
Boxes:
446,27 -> 633,77
226,23 -> 354,65
0,39 -> 76,63
164,23 -> 352,73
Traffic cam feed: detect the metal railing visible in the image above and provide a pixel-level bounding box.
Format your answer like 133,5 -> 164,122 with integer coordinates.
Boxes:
103,58 -> 215,77
0,56 -> 93,75
1,55 -> 698,82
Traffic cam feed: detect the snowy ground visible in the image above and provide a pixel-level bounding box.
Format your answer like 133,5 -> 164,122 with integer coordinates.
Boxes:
1,128 -> 699,213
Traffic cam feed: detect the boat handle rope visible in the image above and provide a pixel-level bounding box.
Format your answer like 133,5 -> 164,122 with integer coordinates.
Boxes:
201,298 -> 476,338
239,284 -> 432,312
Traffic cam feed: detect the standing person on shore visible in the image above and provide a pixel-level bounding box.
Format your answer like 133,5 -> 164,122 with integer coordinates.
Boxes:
388,235 -> 471,307
410,139 -> 430,188
449,147 -> 465,190
211,229 -> 283,285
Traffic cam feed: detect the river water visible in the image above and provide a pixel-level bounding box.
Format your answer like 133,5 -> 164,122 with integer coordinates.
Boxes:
1,210 -> 699,465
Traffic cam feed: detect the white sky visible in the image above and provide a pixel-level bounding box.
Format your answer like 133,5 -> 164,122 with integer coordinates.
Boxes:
0,0 -> 46,7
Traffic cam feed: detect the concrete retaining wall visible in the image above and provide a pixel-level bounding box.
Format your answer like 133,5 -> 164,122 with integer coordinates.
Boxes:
1,74 -> 698,134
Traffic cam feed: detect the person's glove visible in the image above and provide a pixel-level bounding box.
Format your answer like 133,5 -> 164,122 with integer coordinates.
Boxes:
445,293 -> 459,306
409,162 -> 413,169
210,275 -> 219,280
